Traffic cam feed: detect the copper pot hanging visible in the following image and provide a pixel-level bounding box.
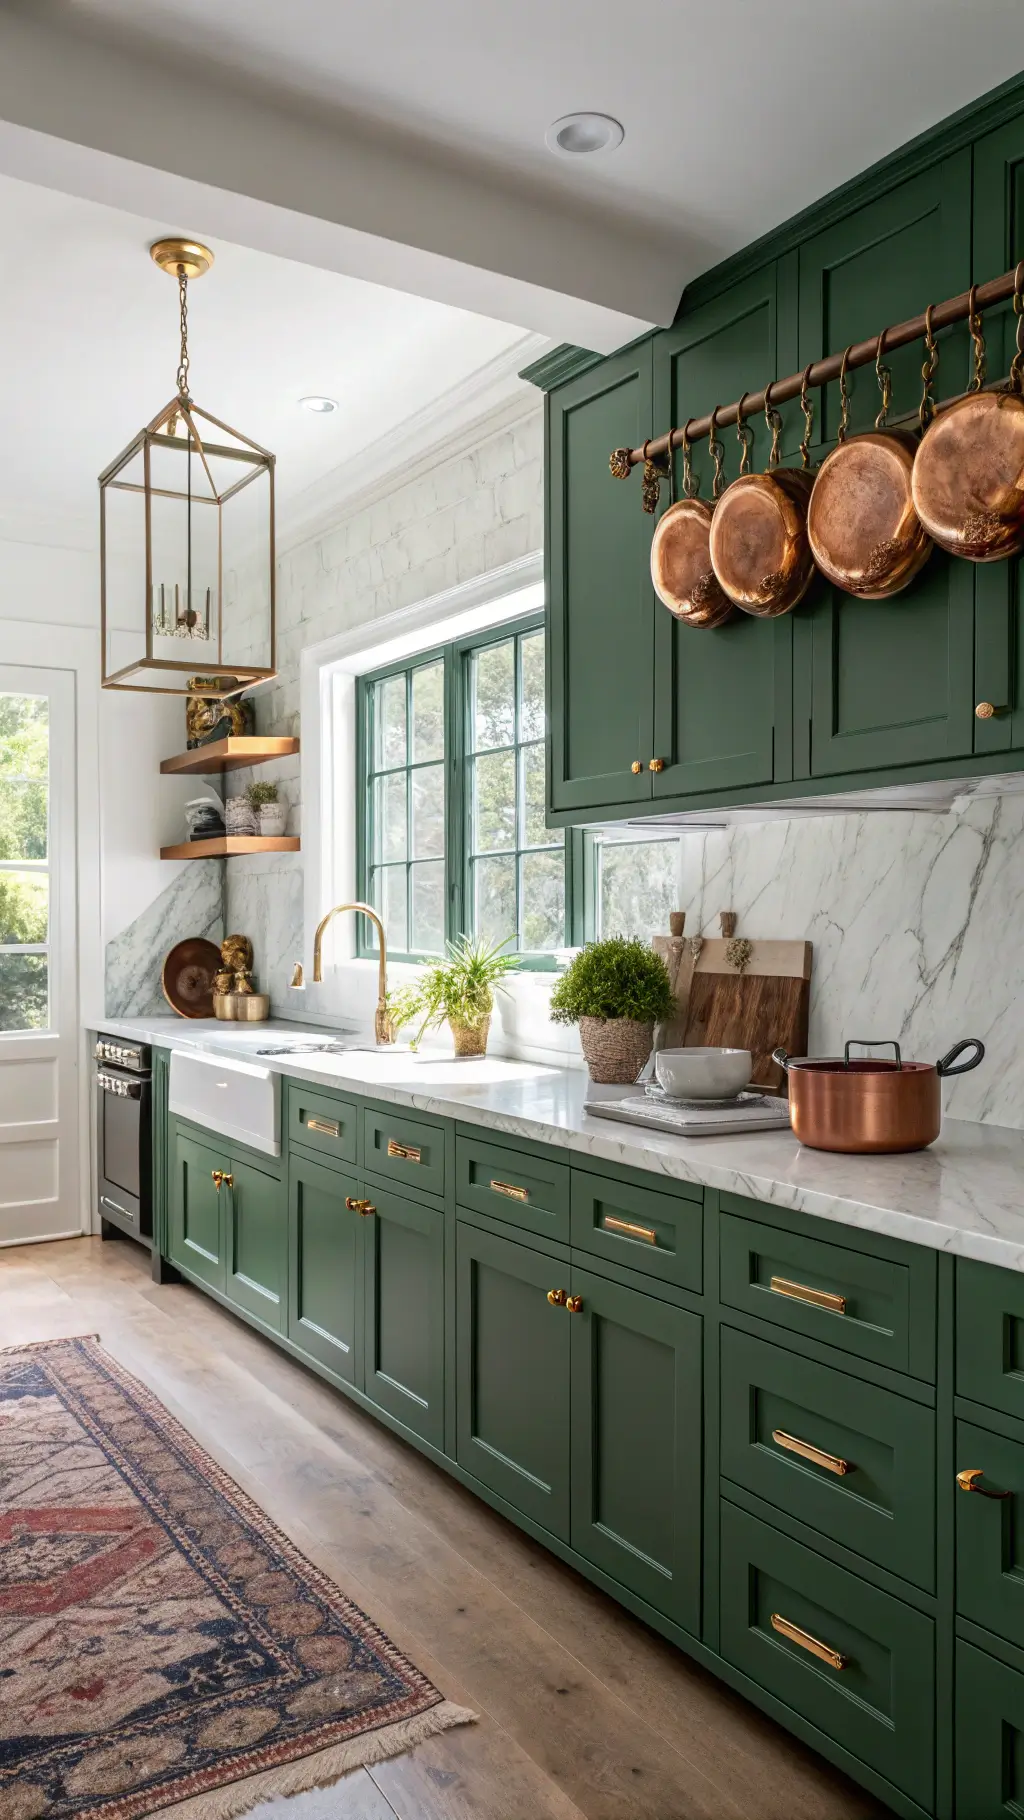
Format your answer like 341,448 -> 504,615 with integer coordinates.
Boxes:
912,271 -> 1024,561
650,411 -> 734,627
807,331 -> 933,599
709,382 -> 816,617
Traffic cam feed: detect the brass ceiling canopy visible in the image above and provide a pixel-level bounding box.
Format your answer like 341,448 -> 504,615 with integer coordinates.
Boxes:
150,238 -> 215,281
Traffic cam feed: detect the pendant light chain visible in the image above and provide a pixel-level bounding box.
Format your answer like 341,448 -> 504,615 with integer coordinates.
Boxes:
176,271 -> 191,400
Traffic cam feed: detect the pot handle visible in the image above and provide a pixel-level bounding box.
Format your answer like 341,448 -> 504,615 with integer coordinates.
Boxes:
937,1038 -> 986,1078
771,1046 -> 791,1072
845,1039 -> 902,1071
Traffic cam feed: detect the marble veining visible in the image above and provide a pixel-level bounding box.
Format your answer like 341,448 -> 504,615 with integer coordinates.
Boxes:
104,863 -> 224,1018
95,1016 -> 1024,1273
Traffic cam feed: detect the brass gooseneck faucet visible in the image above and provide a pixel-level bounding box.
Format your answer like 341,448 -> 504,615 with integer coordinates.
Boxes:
311,901 -> 394,1044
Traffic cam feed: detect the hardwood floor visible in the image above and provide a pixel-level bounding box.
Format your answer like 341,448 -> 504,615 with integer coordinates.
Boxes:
0,1236 -> 887,1819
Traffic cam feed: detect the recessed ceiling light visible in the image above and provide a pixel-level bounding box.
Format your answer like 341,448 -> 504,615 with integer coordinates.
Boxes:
299,395 -> 338,414
545,113 -> 624,156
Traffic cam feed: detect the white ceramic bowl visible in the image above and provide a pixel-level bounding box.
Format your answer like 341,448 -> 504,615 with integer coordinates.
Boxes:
654,1047 -> 752,1100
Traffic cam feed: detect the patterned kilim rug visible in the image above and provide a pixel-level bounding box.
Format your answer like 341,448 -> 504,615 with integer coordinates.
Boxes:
0,1337 -> 474,1819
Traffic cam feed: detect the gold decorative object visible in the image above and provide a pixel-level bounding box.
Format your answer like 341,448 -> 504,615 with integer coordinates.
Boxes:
185,681 -> 255,748
100,238 -> 276,698
221,934 -> 254,973
726,937 -> 753,973
609,447 -> 632,479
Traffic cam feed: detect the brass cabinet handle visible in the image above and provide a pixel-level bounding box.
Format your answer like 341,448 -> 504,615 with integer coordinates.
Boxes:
649,757 -> 665,772
631,760 -> 643,775
307,1116 -> 340,1137
770,1274 -> 847,1315
491,1179 -> 528,1202
345,1197 -> 375,1216
547,1288 -> 567,1307
957,1468 -> 1011,1499
602,1214 -> 657,1245
565,1295 -> 584,1314
387,1139 -> 422,1163
770,1613 -> 848,1671
975,702 -> 1007,720
772,1428 -> 851,1477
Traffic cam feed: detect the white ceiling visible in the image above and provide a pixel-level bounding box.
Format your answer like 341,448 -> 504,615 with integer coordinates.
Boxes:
0,173 -> 532,542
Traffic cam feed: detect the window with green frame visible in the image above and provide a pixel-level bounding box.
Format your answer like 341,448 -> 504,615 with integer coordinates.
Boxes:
356,611 -> 681,962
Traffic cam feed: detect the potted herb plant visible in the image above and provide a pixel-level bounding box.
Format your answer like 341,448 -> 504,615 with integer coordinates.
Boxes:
246,779 -> 287,837
388,936 -> 518,1057
549,936 -> 675,1083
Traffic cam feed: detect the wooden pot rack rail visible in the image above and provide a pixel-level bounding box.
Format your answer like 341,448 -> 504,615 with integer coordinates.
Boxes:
616,263 -> 1024,470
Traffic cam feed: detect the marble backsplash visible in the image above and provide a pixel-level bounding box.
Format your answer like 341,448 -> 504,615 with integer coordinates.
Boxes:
105,861 -> 224,1018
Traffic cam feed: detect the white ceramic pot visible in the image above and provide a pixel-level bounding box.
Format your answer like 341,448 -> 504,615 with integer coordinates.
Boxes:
654,1046 -> 752,1099
258,803 -> 287,837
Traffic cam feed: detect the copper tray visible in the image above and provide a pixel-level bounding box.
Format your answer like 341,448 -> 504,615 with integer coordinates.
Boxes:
162,938 -> 222,1019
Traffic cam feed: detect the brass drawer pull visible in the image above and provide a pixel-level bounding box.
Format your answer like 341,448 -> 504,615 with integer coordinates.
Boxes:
491,1179 -> 528,1202
602,1214 -> 657,1245
387,1139 -> 422,1163
957,1468 -> 1012,1499
770,1275 -> 847,1315
307,1116 -> 340,1138
770,1613 -> 848,1671
547,1288 -> 567,1307
565,1295 -> 584,1314
772,1429 -> 851,1477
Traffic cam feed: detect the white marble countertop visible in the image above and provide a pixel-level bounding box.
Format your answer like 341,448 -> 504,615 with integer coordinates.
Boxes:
92,1016 -> 1024,1272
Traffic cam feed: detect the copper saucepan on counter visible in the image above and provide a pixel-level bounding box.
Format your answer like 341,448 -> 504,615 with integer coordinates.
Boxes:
771,1038 -> 985,1154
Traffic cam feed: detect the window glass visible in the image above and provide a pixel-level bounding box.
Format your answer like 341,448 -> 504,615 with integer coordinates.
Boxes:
0,693 -> 50,1031
365,660 -> 445,957
597,837 -> 679,942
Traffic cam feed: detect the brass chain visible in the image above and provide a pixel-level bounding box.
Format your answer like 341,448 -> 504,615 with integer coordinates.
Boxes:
874,329 -> 893,431
681,421 -> 699,498
799,364 -> 814,469
664,428 -> 676,506
919,305 -> 939,430
836,346 -> 853,444
641,438 -> 663,514
967,284 -> 987,393
736,392 -> 754,475
709,407 -> 726,499
176,271 -> 190,399
1010,261 -> 1024,394
764,382 -> 783,469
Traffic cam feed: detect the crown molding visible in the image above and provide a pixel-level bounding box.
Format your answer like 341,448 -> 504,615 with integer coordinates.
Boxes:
519,342 -> 603,392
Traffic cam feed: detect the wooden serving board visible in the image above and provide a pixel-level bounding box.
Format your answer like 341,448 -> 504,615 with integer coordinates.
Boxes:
652,934 -> 811,1093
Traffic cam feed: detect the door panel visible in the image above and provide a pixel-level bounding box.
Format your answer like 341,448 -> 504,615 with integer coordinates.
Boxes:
957,1256 -> 1024,1423
287,1150 -> 360,1384
955,1418 -> 1024,1649
226,1158 -> 286,1332
363,1183 -> 444,1447
569,1265 -> 701,1632
547,343 -> 656,814
652,268 -> 784,799
169,1132 -> 227,1292
955,1638 -> 1024,1820
456,1219 -> 570,1538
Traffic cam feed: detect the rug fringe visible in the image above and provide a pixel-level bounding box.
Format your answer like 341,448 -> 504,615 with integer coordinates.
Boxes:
156,1702 -> 477,1818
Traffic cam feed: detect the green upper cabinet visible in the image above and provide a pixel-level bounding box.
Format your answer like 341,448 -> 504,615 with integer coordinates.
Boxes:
796,156 -> 976,781
547,340 -> 656,815
651,265 -> 793,800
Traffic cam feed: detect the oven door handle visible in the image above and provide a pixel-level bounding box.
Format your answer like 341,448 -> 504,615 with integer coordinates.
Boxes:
96,1072 -> 143,1099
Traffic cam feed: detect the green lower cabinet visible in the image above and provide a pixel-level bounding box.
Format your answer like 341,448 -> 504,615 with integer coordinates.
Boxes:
287,1151 -> 361,1386
955,1639 -> 1024,1819
224,1158 -> 286,1333
569,1264 -> 702,1634
956,1258 -> 1024,1425
169,1133 -> 227,1293
955,1418 -> 1024,1649
455,1219 -> 570,1539
720,1501 -> 935,1811
363,1184 -> 444,1448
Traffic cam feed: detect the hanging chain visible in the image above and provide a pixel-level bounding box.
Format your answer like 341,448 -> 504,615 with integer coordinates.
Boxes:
664,428 -> 676,506
836,346 -> 853,443
709,407 -> 726,499
735,392 -> 754,475
799,364 -> 814,469
874,329 -> 893,431
967,284 -> 987,393
681,421 -> 699,498
1010,262 -> 1024,395
919,305 -> 939,430
176,270 -> 191,399
764,383 -> 783,470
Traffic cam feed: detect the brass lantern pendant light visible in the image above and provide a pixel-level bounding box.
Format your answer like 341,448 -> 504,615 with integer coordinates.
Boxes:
99,238 -> 276,699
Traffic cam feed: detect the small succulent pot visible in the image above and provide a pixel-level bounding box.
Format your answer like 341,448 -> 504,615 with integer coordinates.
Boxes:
578,1016 -> 655,1085
449,1015 -> 490,1058
257,802 -> 288,837
225,795 -> 256,836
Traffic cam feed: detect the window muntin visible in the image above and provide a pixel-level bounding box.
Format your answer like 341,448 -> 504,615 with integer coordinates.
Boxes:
0,692 -> 49,1032
365,655 -> 446,957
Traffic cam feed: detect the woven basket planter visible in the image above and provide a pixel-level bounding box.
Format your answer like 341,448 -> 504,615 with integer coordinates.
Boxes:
578,1016 -> 655,1085
450,1015 -> 490,1058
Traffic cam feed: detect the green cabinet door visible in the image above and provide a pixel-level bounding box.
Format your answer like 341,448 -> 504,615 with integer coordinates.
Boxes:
955,1638 -> 1024,1820
225,1157 -> 286,1333
362,1183 -> 444,1448
651,265 -> 790,801
955,1417 -> 1024,1650
797,155 -> 976,780
287,1151 -> 360,1386
957,1256 -> 1024,1423
169,1132 -> 227,1293
547,341 -> 656,816
455,1219 -> 570,1538
569,1264 -> 702,1634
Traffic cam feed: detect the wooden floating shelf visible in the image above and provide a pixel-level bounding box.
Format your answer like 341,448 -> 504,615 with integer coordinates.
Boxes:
159,836 -> 301,860
160,736 -> 299,776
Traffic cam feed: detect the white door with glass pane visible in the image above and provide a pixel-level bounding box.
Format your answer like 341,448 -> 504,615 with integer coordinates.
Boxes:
0,668 -> 79,1245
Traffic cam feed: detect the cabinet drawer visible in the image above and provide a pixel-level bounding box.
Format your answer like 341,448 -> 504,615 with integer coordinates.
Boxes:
720,1501 -> 934,1810
955,1638 -> 1024,1820
571,1170 -> 701,1292
957,1257 -> 1024,1421
363,1106 -> 445,1200
455,1133 -> 569,1242
955,1417 -> 1024,1649
287,1082 -> 358,1165
720,1202 -> 934,1379
720,1327 -> 935,1591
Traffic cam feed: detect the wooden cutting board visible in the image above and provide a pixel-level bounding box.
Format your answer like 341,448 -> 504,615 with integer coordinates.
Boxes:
652,926 -> 811,1093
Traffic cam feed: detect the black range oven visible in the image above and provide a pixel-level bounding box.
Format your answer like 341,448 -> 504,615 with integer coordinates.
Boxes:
94,1035 -> 152,1248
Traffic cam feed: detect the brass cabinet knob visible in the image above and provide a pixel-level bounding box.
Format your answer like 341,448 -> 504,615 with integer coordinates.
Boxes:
975,702 -> 1007,720
649,757 -> 665,772
546,1288 -> 567,1307
631,760 -> 643,775
223,1173 -> 233,1190
211,1169 -> 223,1188
956,1467 -> 1011,1499
565,1295 -> 584,1314
346,1197 -> 375,1215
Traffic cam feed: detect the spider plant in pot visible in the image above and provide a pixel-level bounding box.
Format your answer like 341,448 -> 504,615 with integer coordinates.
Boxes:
549,936 -> 675,1083
388,936 -> 518,1057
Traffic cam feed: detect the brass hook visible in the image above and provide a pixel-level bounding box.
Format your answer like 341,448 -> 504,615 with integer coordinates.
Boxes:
919,304 -> 939,430
837,346 -> 853,444
967,284 -> 986,394
764,381 -> 783,471
736,391 -> 754,476
799,363 -> 815,470
708,407 -> 726,500
1011,262 -> 1024,394
681,418 -> 699,499
874,328 -> 893,431
641,437 -> 663,515
664,428 -> 676,506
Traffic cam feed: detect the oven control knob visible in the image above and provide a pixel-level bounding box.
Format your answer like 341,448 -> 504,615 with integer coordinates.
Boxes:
94,1043 -> 104,1060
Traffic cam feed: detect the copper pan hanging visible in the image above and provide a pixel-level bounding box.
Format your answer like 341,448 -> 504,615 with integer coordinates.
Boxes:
807,330 -> 932,598
913,269 -> 1024,561
650,411 -> 734,627
708,382 -> 816,617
